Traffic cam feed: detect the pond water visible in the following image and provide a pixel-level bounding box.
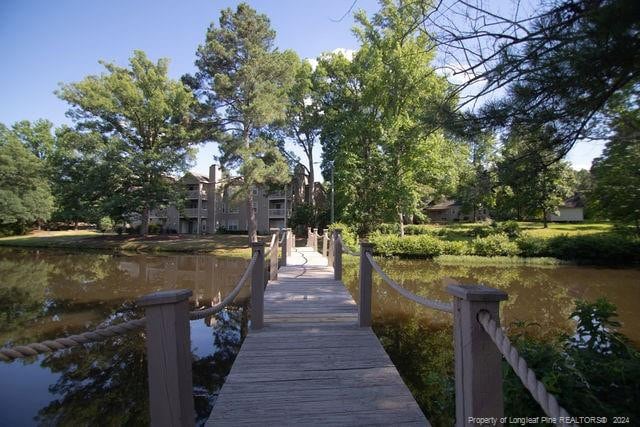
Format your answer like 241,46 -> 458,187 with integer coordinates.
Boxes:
1,249 -> 638,425
0,248 -> 250,426
340,257 -> 640,424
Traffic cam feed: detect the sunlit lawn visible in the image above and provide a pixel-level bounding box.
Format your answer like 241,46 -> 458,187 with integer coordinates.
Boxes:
409,221 -> 615,238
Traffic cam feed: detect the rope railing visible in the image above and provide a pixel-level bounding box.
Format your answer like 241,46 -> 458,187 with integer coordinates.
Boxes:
0,317 -> 146,362
1,251 -> 261,362
364,252 -> 453,313
189,252 -> 258,321
478,311 -> 575,426
264,233 -> 276,258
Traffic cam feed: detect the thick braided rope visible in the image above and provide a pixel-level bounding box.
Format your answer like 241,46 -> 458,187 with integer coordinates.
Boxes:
477,311 -> 575,427
189,252 -> 257,321
279,232 -> 286,245
334,235 -> 359,256
264,234 -> 277,259
0,318 -> 146,362
366,253 -> 453,313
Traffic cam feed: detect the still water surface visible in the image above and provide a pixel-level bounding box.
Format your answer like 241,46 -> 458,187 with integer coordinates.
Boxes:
0,249 -> 638,425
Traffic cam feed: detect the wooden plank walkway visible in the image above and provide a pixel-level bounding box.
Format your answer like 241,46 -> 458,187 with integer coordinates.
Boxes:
206,247 -> 428,426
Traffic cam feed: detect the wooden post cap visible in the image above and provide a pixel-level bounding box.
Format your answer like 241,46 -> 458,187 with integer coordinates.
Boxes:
251,241 -> 265,249
360,241 -> 374,250
446,284 -> 508,302
137,289 -> 193,307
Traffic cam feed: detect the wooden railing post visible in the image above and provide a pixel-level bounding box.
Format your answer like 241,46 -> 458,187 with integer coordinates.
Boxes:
251,242 -> 265,330
446,284 -> 508,426
138,289 -> 194,427
322,228 -> 328,257
270,231 -> 278,281
281,228 -> 288,267
359,242 -> 374,327
328,232 -> 334,267
333,229 -> 342,281
287,228 -> 293,255
306,227 -> 312,247
312,227 -> 318,252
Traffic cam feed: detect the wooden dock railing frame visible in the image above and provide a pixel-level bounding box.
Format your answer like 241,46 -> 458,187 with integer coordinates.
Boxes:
355,240 -> 507,426
139,232 -> 276,425
332,228 -> 343,281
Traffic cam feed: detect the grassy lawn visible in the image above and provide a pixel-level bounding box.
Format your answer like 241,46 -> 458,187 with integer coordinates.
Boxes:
0,230 -> 256,258
518,221 -> 614,237
422,221 -> 614,238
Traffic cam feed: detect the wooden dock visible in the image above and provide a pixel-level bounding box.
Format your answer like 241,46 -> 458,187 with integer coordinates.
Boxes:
206,247 -> 428,426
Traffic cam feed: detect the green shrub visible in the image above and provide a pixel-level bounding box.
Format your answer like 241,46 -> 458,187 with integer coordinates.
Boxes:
516,235 -> 549,257
441,240 -> 471,255
504,299 -> 640,421
471,233 -> 519,256
495,220 -> 522,238
148,223 -> 162,234
547,233 -> 640,264
376,223 -> 401,235
98,217 -> 113,233
404,224 -> 436,235
369,234 -> 444,257
328,222 -> 358,250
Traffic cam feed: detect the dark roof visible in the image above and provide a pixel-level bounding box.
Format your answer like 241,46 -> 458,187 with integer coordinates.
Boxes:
562,194 -> 584,208
426,199 -> 460,210
183,172 -> 210,183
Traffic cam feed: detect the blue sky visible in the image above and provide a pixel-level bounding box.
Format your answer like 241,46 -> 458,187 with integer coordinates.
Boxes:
0,0 -> 599,177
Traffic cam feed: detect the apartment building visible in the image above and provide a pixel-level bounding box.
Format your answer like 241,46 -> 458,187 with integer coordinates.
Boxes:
149,164 -> 304,235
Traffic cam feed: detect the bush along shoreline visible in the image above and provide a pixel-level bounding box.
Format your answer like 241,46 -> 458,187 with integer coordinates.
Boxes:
332,222 -> 640,265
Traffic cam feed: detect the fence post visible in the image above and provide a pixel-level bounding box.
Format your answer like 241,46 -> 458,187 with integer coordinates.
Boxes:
287,228 -> 293,255
306,227 -> 312,247
359,242 -> 374,327
446,284 -> 508,427
322,228 -> 328,257
270,231 -> 278,281
281,228 -> 288,267
333,229 -> 342,281
251,242 -> 265,330
138,289 -> 194,427
312,228 -> 318,252
328,232 -> 334,267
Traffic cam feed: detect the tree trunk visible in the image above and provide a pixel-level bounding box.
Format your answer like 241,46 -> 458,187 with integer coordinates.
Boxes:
542,210 -> 548,228
247,192 -> 257,243
398,212 -> 405,237
308,150 -> 315,207
141,206 -> 150,236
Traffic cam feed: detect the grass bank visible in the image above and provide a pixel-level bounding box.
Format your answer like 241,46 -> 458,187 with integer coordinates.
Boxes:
0,230 -> 254,258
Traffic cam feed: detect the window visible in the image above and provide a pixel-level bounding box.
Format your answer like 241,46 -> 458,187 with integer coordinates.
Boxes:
227,219 -> 239,231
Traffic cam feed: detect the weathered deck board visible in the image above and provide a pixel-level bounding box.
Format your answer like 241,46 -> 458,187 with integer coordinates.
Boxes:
206,247 -> 428,426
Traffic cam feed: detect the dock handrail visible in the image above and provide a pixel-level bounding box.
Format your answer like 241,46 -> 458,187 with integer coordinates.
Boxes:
326,231 -> 574,427
364,252 -> 453,313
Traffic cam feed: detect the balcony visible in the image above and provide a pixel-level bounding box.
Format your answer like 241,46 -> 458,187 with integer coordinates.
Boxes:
186,190 -> 207,199
268,208 -> 291,218
267,191 -> 288,199
182,208 -> 207,218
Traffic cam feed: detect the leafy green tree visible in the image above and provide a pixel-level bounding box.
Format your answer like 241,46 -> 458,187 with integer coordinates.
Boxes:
187,3 -> 295,242
497,128 -> 575,226
0,124 -> 54,234
456,132 -> 497,221
591,102 -> 640,232
281,59 -> 324,206
57,50 -> 199,235
416,0 -> 640,157
10,119 -> 55,161
319,0 -> 462,235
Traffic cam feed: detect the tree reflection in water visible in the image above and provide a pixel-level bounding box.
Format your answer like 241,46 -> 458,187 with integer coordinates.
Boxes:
34,302 -> 248,426
0,249 -> 250,425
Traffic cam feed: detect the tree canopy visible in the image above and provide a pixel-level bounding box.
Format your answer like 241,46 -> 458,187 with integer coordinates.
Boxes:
57,50 -> 199,234
187,2 -> 295,242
